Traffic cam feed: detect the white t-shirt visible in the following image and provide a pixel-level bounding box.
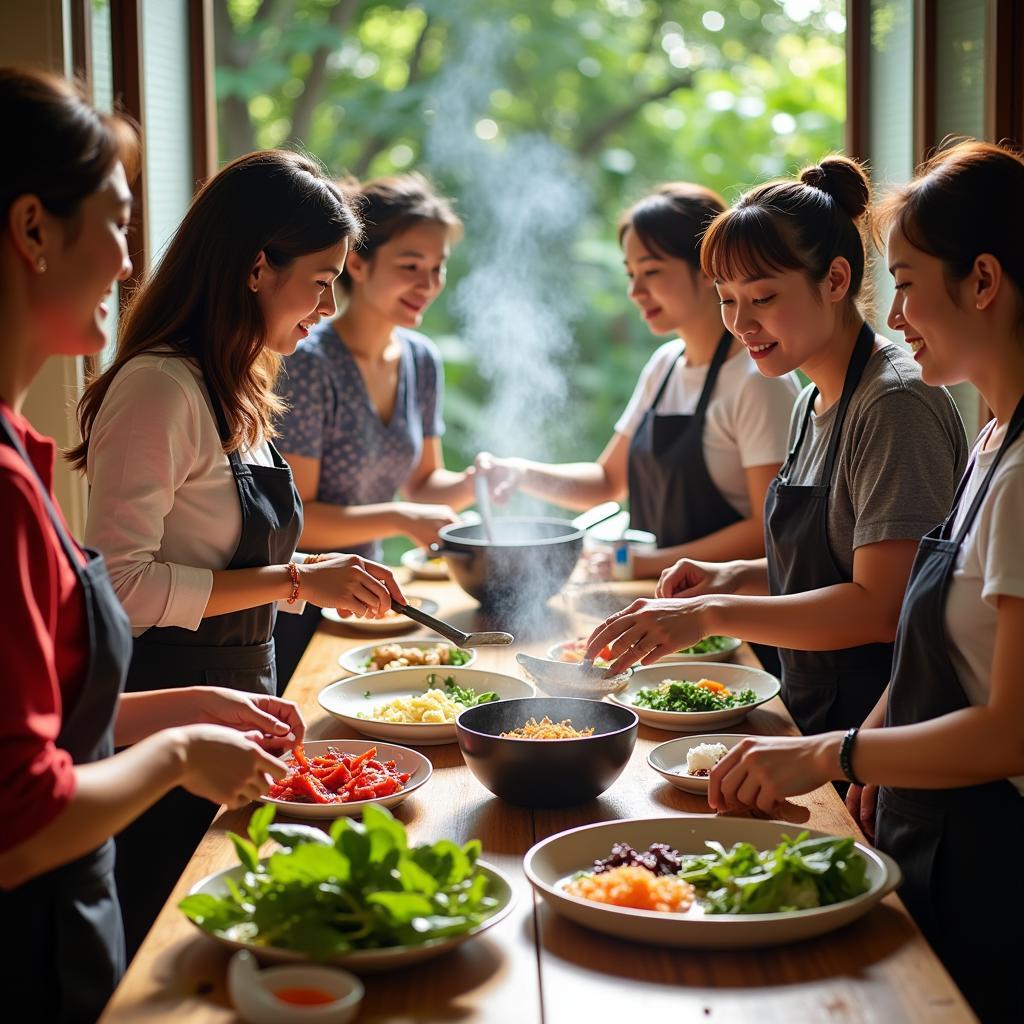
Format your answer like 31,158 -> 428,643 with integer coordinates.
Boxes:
85,353 -> 301,636
614,339 -> 801,517
944,423 -> 1024,795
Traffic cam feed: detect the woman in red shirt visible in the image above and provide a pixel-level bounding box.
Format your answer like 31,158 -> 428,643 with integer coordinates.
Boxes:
0,68 -> 304,1023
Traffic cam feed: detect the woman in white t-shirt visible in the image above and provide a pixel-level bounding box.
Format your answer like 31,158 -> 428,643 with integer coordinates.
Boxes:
700,140 -> 1024,1021
476,183 -> 799,579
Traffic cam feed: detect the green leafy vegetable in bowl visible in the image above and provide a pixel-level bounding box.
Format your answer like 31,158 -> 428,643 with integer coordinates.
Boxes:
179,804 -> 502,958
429,672 -> 497,708
675,635 -> 735,655
677,832 -> 870,914
633,679 -> 757,712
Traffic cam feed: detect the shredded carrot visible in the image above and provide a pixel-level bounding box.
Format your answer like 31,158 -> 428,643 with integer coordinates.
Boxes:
565,865 -> 695,913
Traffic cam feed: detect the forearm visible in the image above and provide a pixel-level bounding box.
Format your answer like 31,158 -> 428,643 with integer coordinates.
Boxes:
205,565 -> 293,618
515,460 -> 623,511
0,731 -> 185,888
298,501 -> 404,552
633,518 -> 766,579
404,468 -> 475,510
702,580 -> 898,650
115,687 -> 218,746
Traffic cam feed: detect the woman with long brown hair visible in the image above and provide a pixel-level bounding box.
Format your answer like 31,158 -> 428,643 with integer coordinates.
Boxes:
72,149 -> 405,954
0,68 -> 304,1022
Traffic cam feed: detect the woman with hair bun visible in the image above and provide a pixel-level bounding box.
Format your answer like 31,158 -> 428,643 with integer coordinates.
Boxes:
587,156 -> 967,742
702,139 -> 1024,1021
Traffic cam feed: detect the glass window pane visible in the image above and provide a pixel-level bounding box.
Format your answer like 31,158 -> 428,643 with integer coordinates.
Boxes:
935,0 -> 986,141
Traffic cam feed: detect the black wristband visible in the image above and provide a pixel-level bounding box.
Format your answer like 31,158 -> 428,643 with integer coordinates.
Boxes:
839,727 -> 864,787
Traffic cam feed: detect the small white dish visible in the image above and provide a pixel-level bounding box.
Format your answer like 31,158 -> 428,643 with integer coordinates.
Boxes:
400,547 -> 449,579
647,734 -> 746,796
609,662 -> 780,733
321,595 -> 439,634
338,639 -> 477,675
258,739 -> 432,819
229,949 -> 364,1024
319,666 -> 535,745
657,636 -> 742,664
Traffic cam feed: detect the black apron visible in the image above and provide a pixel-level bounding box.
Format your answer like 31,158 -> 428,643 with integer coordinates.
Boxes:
875,396 -> 1024,1022
627,330 -> 742,548
0,413 -> 132,1023
115,385 -> 302,956
765,323 -> 892,735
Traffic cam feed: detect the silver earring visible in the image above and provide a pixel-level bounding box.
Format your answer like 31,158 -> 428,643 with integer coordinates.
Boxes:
36,256 -> 47,273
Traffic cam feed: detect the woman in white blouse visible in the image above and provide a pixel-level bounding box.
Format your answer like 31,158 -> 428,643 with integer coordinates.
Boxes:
70,149 -> 404,954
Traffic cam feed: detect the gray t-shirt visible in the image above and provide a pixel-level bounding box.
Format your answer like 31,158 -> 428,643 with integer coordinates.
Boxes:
785,343 -> 968,578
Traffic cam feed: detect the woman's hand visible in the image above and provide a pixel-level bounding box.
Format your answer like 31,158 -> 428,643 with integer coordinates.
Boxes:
708,734 -> 840,815
657,558 -> 739,599
584,597 -> 711,676
175,724 -> 289,808
393,502 -> 459,547
845,783 -> 879,841
193,687 -> 305,752
474,452 -> 525,504
300,554 -> 405,618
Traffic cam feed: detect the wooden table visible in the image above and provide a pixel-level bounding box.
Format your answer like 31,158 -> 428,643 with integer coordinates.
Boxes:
101,580 -> 974,1023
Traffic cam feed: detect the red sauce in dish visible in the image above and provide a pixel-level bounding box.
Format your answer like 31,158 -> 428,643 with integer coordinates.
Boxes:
274,986 -> 335,1006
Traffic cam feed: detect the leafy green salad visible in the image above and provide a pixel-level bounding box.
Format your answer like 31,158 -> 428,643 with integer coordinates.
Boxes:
678,832 -> 870,914
675,635 -> 736,655
179,804 -> 503,959
633,679 -> 757,712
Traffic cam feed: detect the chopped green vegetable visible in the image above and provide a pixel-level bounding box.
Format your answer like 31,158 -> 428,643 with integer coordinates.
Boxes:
363,690 -> 371,698
426,672 -> 497,707
448,649 -> 472,667
179,805 -> 502,959
633,680 -> 757,712
677,832 -> 869,914
676,635 -> 734,655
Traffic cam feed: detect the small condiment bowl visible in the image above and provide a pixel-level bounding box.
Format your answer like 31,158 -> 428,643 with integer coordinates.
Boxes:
229,950 -> 364,1024
647,734 -> 746,797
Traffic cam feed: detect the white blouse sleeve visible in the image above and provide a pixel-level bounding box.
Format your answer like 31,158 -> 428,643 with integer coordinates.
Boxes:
85,363 -> 214,631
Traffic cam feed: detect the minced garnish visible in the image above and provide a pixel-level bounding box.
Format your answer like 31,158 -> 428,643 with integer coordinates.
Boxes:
565,865 -> 695,913
500,715 -> 594,739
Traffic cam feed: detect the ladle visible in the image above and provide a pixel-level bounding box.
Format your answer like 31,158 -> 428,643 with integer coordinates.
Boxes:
474,471 -> 496,543
392,599 -> 513,648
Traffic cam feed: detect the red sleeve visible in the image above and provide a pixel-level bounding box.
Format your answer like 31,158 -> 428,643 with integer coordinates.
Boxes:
0,454 -> 78,853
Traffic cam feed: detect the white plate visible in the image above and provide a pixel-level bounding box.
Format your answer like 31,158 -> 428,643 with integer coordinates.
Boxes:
657,636 -> 742,664
319,667 -> 536,745
524,816 -> 901,949
609,662 -> 780,732
338,640 -> 478,675
321,596 -> 440,634
187,859 -> 514,972
647,734 -> 746,796
257,739 -> 432,819
400,547 -> 449,579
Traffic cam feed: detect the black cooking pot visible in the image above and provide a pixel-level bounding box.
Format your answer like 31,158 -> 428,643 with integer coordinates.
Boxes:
433,516 -> 583,610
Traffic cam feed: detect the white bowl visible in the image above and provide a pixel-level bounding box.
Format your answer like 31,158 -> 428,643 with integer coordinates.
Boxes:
646,734 -> 746,796
609,662 -> 780,732
321,595 -> 439,634
319,667 -> 535,745
338,639 -> 477,675
657,636 -> 742,664
257,739 -> 432,819
229,950 -> 363,1024
400,547 -> 449,579
524,816 -> 901,949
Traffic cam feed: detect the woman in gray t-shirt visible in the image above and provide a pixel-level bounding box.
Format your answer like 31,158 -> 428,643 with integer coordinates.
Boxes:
585,155 -> 967,741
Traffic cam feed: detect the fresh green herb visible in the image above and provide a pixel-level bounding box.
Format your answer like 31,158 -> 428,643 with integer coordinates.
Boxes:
426,672 -> 497,707
676,636 -> 735,655
677,832 -> 869,914
363,690 -> 371,698
179,805 -> 502,959
448,648 -> 472,667
633,680 -> 757,712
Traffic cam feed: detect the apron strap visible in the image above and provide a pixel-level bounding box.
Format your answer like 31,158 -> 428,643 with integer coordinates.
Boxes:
202,375 -> 248,473
691,330 -> 735,420
820,322 -> 876,485
648,348 -> 684,411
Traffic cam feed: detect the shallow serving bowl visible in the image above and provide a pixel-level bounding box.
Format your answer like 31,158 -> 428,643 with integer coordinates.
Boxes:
337,639 -> 477,675
455,696 -> 638,807
646,734 -> 746,797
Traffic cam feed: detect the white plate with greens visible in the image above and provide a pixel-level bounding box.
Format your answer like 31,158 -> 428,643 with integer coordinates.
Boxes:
181,804 -> 515,972
338,639 -> 477,675
321,595 -> 439,635
524,816 -> 900,949
657,635 -> 742,664
608,663 -> 780,732
319,667 -> 535,745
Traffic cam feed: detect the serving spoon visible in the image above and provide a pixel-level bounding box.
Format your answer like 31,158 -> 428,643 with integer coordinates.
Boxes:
515,651 -> 631,698
391,599 -> 513,648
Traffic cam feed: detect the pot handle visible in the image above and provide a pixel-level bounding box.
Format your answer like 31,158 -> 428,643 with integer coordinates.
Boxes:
429,541 -> 473,560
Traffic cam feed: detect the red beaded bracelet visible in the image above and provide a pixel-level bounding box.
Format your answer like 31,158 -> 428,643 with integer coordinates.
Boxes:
286,561 -> 300,604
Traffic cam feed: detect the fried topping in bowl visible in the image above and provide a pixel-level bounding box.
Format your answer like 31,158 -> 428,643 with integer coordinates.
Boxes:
499,716 -> 595,739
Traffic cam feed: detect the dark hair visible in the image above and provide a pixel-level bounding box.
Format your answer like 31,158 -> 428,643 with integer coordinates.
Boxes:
338,172 -> 462,293
617,182 -> 727,269
69,150 -> 361,469
700,155 -> 871,314
875,139 -> 1024,319
0,66 -> 139,237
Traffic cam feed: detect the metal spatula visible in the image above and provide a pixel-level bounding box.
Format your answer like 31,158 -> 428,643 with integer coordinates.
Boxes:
391,600 -> 513,648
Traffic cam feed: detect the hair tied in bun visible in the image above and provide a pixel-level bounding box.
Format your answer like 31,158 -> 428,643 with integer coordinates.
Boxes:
800,164 -> 828,192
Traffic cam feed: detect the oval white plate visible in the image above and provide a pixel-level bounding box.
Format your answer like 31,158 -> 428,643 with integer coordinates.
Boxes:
400,547 -> 449,580
609,662 -> 780,732
187,859 -> 514,973
321,596 -> 440,635
319,667 -> 536,745
647,734 -> 747,796
657,636 -> 742,664
338,640 -> 477,675
257,739 -> 432,819
524,816 -> 901,949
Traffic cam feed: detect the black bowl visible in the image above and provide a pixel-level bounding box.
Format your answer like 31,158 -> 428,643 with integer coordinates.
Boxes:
455,697 -> 638,807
